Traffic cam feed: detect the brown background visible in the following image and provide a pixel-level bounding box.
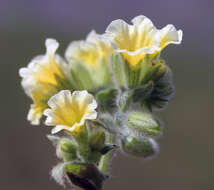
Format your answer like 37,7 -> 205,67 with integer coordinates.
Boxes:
1,0 -> 213,189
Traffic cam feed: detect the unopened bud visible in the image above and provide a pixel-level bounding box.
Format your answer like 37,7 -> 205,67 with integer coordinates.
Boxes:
127,111 -> 161,138
132,80 -> 154,102
57,138 -> 77,161
121,136 -> 159,158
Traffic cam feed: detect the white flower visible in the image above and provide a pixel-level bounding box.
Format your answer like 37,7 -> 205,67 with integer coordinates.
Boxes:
19,39 -> 70,125
65,30 -> 113,68
43,90 -> 97,134
105,15 -> 182,67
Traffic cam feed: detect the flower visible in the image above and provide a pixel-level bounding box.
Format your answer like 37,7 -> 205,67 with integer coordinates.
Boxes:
65,30 -> 113,69
65,30 -> 113,90
105,15 -> 182,67
19,39 -> 72,125
43,90 -> 97,134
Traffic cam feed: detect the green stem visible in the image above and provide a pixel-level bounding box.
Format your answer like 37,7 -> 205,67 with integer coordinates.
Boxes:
98,134 -> 116,174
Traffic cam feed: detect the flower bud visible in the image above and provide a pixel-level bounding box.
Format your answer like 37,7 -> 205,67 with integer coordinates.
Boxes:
56,138 -> 77,161
132,80 -> 154,102
151,60 -> 168,81
64,163 -> 106,190
121,136 -> 159,158
127,111 -> 161,138
141,66 -> 174,110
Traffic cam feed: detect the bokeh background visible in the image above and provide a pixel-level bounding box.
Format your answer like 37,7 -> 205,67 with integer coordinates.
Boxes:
1,0 -> 213,190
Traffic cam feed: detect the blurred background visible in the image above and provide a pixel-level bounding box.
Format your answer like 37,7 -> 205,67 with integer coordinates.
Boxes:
1,0 -> 213,190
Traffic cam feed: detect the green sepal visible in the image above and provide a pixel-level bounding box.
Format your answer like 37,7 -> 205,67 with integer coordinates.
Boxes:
89,130 -> 106,151
70,61 -> 94,90
119,90 -> 133,112
126,111 -> 162,138
132,80 -> 154,102
57,138 -> 77,161
140,66 -> 174,110
123,59 -> 143,88
94,58 -> 112,89
96,88 -> 118,113
111,53 -> 126,88
70,124 -> 89,145
139,56 -> 162,85
121,136 -> 159,158
121,56 -> 166,88
151,60 -> 168,81
88,130 -> 116,162
119,80 -> 154,111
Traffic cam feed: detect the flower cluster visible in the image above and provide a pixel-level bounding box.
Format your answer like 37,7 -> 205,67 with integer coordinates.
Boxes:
19,15 -> 182,190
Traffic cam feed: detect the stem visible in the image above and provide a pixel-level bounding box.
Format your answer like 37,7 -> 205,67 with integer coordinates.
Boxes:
98,134 -> 116,174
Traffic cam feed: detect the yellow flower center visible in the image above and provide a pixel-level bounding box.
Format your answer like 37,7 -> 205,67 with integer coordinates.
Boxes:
34,56 -> 64,85
52,99 -> 88,127
74,48 -> 101,68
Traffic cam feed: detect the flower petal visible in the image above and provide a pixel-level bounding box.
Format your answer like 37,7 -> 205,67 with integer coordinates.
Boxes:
51,125 -> 67,134
45,38 -> 59,55
27,104 -> 43,125
159,24 -> 183,49
43,90 -> 97,133
105,15 -> 161,66
65,31 -> 112,69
